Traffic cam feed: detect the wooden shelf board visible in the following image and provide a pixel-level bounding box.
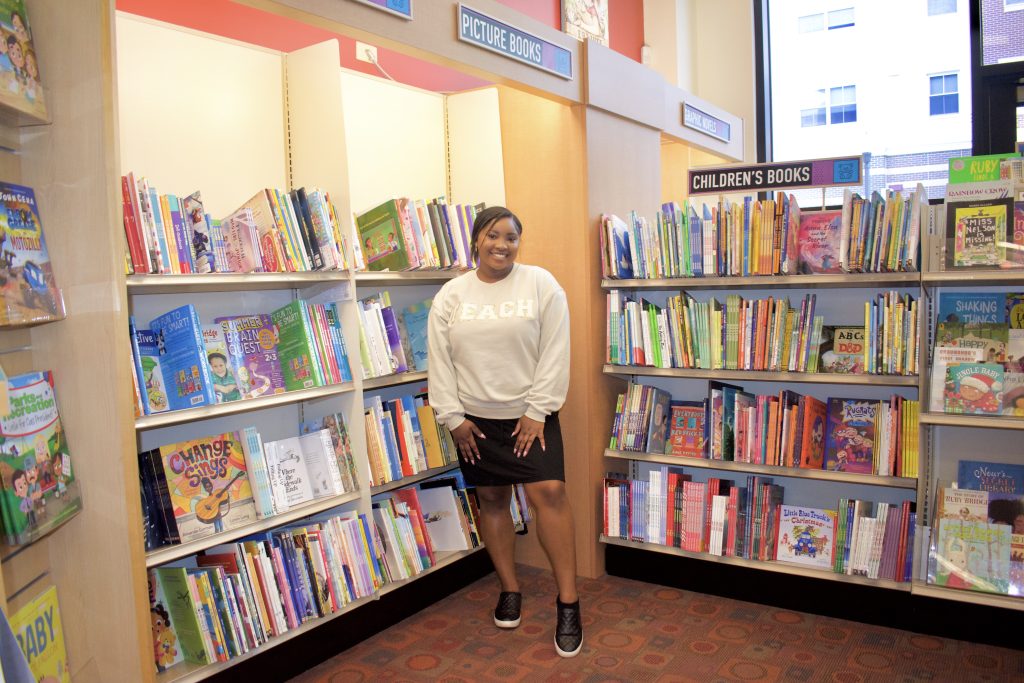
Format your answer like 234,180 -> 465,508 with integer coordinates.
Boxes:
604,450 -> 917,489
126,271 -> 351,294
600,536 -> 912,591
145,491 -> 362,568
921,270 -> 1024,286
911,581 -> 1024,611
135,382 -> 356,431
354,270 -> 465,286
370,463 -> 460,496
601,272 -> 921,290
362,370 -> 429,391
919,412 -> 1024,430
602,365 -> 920,386
154,594 -> 377,683
377,546 -> 485,597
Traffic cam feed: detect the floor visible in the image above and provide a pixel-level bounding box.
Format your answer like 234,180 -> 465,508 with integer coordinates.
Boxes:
289,565 -> 1024,682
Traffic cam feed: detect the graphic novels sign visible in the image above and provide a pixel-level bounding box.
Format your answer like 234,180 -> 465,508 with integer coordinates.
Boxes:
458,4 -> 573,79
688,156 -> 863,196
682,103 -> 731,143
351,0 -> 412,19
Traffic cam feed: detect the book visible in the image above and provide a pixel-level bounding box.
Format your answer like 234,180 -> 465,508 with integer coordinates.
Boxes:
202,324 -> 241,404
215,314 -> 287,399
934,518 -> 1011,594
271,300 -> 322,391
150,304 -> 216,411
157,432 -> 258,543
356,199 -> 412,272
937,292 -> 1007,325
182,191 -> 215,273
818,326 -> 865,374
775,505 -> 836,569
132,320 -> 170,414
958,460 -> 1024,494
823,398 -> 877,474
948,153 -> 1021,184
929,346 -> 984,412
0,371 -> 82,545
796,209 -> 842,274
0,2 -> 46,120
416,485 -> 470,552
148,569 -> 184,672
943,362 -> 1004,415
798,396 -> 827,470
946,197 -> 1012,269
666,400 -> 705,458
299,413 -> 358,494
0,181 -> 65,326
400,298 -> 432,372
645,388 -> 672,455
8,584 -> 70,682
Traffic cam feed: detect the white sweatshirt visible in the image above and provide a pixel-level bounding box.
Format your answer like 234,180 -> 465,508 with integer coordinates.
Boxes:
427,263 -> 570,431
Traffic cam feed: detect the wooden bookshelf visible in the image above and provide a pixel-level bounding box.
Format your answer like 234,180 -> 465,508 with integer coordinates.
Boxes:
370,463 -> 460,496
921,269 -> 1024,286
377,546 -> 486,597
604,449 -> 918,489
126,271 -> 353,294
362,370 -> 429,391
918,413 -> 1024,430
600,536 -> 912,591
144,491 -> 362,568
601,271 -> 922,290
602,365 -> 920,386
134,382 -> 356,430
354,270 -> 464,286
911,582 -> 1024,612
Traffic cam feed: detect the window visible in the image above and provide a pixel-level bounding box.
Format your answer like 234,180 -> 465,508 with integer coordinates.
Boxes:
929,73 -> 959,115
928,0 -> 956,14
800,89 -> 826,127
798,13 -> 823,32
1007,0 -> 1024,8
830,85 -> 857,124
827,8 -> 855,29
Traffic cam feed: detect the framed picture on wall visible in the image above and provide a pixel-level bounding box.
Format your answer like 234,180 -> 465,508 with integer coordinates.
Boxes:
562,0 -> 609,47
0,0 -> 46,120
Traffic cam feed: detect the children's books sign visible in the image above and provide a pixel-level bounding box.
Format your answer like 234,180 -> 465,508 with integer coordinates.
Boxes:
0,1 -> 45,120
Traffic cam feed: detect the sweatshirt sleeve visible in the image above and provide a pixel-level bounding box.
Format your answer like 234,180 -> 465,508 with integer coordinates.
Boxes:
524,278 -> 570,422
427,284 -> 466,431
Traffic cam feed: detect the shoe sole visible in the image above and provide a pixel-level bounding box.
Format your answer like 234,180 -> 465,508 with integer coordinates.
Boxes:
494,616 -> 521,628
554,636 -> 582,658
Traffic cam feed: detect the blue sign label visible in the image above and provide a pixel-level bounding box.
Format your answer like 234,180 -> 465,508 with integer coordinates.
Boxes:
457,5 -> 572,79
683,104 -> 731,143
352,0 -> 412,20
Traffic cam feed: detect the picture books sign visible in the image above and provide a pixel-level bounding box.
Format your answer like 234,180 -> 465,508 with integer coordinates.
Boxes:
458,4 -> 573,79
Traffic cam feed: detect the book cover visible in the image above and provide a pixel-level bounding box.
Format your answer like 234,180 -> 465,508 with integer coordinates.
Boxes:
220,206 -> 261,273
819,326 -> 865,374
133,324 -> 170,414
154,567 -> 210,664
958,460 -> 1024,494
943,362 -> 1003,415
150,304 -> 216,411
271,300 -> 321,391
9,584 -> 70,682
929,346 -> 984,412
266,436 -> 315,509
416,486 -> 470,552
215,314 -> 286,399
823,398 -> 877,474
182,191 -> 215,273
202,324 -> 240,404
300,412 -> 357,493
946,198 -> 1012,269
645,388 -> 672,455
775,505 -> 836,569
948,153 -> 1021,184
157,431 -> 257,542
356,199 -> 411,272
937,292 -> 1007,325
148,569 -> 184,672
796,209 -> 842,274
0,181 -> 64,326
935,321 -> 1008,363
667,400 -> 705,458
934,518 -> 1011,594
401,298 -> 431,372
0,2 -> 46,120
798,396 -> 827,470
1003,371 -> 1024,416
0,371 -> 81,545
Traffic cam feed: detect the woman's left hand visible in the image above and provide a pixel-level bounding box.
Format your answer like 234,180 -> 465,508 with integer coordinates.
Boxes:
511,416 -> 545,457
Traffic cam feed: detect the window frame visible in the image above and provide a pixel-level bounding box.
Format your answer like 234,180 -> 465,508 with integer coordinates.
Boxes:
929,72 -> 960,115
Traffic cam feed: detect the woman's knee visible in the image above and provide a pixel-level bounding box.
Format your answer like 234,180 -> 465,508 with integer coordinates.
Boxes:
476,484 -> 513,511
524,480 -> 567,510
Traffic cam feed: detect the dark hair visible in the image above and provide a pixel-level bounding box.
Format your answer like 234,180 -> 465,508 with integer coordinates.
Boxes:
470,206 -> 522,260
207,352 -> 227,363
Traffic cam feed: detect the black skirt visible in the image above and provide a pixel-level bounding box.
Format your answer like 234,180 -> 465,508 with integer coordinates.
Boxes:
458,412 -> 565,487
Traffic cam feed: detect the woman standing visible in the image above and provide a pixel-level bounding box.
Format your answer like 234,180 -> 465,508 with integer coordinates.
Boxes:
428,206 -> 581,657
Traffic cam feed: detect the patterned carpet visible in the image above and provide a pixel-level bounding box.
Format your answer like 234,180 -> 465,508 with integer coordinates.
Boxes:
289,565 -> 1024,682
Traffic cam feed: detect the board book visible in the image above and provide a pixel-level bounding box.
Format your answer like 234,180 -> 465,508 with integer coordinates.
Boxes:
0,181 -> 64,327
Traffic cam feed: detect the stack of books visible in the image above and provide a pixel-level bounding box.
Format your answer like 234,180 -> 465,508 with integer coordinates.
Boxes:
356,292 -> 430,379
363,390 -> 457,487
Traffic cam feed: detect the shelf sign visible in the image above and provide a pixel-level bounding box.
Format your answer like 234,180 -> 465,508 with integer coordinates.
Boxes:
688,155 -> 863,196
351,0 -> 412,20
682,104 -> 731,143
457,4 -> 573,79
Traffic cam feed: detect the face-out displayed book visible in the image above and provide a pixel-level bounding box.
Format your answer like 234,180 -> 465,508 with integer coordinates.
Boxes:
0,181 -> 65,327
0,370 -> 82,546
8,584 -> 71,682
930,484 -> 1015,595
943,177 -> 1022,271
0,1 -> 46,120
775,505 -> 836,569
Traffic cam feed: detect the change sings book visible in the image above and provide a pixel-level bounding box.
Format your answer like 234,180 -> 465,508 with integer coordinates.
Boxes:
8,584 -> 70,682
0,371 -> 81,545
775,505 -> 836,569
0,181 -> 64,327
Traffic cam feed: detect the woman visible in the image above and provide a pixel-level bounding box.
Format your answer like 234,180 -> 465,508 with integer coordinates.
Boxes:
428,206 -> 581,657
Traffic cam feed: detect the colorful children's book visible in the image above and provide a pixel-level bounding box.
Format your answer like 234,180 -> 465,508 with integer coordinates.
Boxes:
154,566 -> 211,665
182,191 -> 215,273
948,153 -> 1021,184
299,413 -> 357,494
958,460 -> 1024,494
946,198 -> 1012,269
8,584 -> 70,682
0,371 -> 82,545
929,346 -> 984,412
937,292 -> 1007,325
401,298 -> 432,372
219,206 -> 261,273
356,199 -> 412,272
775,505 -> 836,569
131,318 -> 170,414
215,314 -> 286,399
943,362 -> 1004,415
935,321 -> 1008,363
645,388 -> 672,455
796,209 -> 843,274
157,431 -> 257,543
148,568 -> 185,672
798,396 -> 827,470
0,181 -> 65,326
202,324 -> 240,404
818,326 -> 865,374
667,400 -> 705,458
934,518 -> 1011,594
150,304 -> 216,411
1003,371 -> 1024,416
271,300 -> 322,391
823,398 -> 877,474
0,2 -> 47,120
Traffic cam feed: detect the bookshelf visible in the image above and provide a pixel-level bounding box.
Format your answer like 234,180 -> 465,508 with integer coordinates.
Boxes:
603,365 -> 920,387
601,272 -> 921,291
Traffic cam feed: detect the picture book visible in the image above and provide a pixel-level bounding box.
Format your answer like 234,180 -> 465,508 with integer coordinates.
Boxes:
271,300 -> 321,391
356,199 -> 411,272
416,485 -> 470,552
943,362 -> 1004,415
148,568 -> 184,672
1009,293 -> 1024,329
946,198 -> 1012,269
220,206 -> 261,273
0,371 -> 81,545
796,209 -> 843,274
360,293 -> 408,374
8,585 -> 70,682
798,396 -> 827,470
401,298 -> 432,372
775,505 -> 836,569
182,191 -> 214,273
0,2 -> 46,120
667,400 -> 705,458
935,321 -> 1008,363
150,305 -> 216,411
131,319 -> 170,414
157,431 -> 257,543
986,492 -> 1024,534
958,460 -> 1024,494
215,313 -> 286,399
934,518 -> 1010,594
154,567 -> 210,665
645,388 -> 672,455
823,398 -> 877,474
929,346 -> 984,412
948,153 -> 1021,184
0,181 -> 64,327
936,486 -> 990,521
264,437 -> 315,509
300,412 -> 357,493
202,324 -> 240,404
1011,202 -> 1024,267
938,291 -> 1009,326
818,326 -> 865,374
1003,371 -> 1024,416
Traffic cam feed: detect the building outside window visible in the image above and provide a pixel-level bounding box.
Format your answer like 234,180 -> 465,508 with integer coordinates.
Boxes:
798,13 -> 824,32
928,0 -> 957,15
929,73 -> 959,115
828,8 -> 855,29
801,89 -> 826,126
830,85 -> 857,123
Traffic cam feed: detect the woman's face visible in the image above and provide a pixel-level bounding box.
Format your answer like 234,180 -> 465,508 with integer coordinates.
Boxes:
476,217 -> 520,273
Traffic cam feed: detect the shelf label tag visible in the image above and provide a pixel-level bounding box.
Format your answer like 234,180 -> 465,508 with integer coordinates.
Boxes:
688,156 -> 863,196
682,104 -> 731,143
457,4 -> 573,79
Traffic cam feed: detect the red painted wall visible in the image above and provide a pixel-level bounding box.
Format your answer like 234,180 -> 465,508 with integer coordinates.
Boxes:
494,0 -> 644,62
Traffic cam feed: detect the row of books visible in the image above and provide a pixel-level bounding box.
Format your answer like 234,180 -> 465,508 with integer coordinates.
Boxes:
139,415 -> 358,550
353,196 -> 484,272
611,382 -> 920,478
122,173 -> 350,276
599,186 -> 924,280
130,301 -> 352,417
356,292 -> 430,379
362,391 -> 458,488
603,470 -> 916,581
